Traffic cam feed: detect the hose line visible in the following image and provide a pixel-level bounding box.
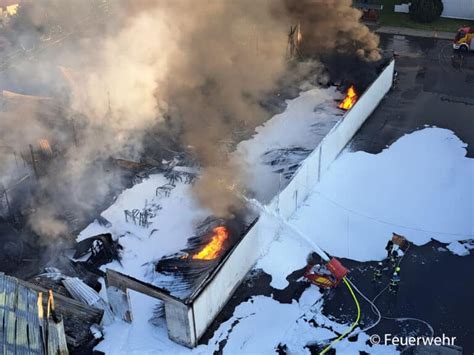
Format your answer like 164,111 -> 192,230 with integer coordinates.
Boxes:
346,278 -> 382,333
319,277 -> 361,354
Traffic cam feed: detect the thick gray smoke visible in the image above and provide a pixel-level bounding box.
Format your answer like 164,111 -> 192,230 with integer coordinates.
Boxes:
281,0 -> 381,61
0,0 -> 380,238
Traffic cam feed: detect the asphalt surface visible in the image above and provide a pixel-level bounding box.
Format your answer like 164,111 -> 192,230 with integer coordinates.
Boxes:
352,34 -> 474,157
322,240 -> 473,354
346,33 -> 474,354
202,34 -> 474,354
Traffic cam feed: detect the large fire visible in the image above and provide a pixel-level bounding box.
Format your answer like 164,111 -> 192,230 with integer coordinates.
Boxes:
338,85 -> 358,110
192,226 -> 229,261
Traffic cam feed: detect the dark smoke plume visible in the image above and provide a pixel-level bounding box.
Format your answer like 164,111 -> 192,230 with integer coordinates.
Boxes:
0,0 -> 381,238
282,0 -> 381,61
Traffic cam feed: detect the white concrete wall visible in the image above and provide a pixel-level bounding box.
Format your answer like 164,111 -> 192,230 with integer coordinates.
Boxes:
394,1 -> 474,20
165,301 -> 196,347
191,219 -> 277,341
189,60 -> 395,344
270,60 -> 395,220
442,0 -> 474,20
394,4 -> 410,13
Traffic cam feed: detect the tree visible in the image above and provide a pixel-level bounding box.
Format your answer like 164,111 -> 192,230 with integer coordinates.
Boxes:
409,0 -> 444,23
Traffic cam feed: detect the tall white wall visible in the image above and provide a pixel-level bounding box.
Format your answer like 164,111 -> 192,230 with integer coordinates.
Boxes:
395,1 -> 474,20
270,60 -> 395,220
188,60 -> 395,345
191,218 -> 278,341
442,0 -> 474,20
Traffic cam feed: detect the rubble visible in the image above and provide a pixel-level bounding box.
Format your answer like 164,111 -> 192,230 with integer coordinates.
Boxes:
62,277 -> 114,326
0,272 -> 103,354
73,233 -> 122,268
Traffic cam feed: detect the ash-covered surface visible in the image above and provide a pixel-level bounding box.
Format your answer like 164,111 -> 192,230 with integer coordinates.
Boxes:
261,147 -> 312,180
74,83 -> 344,306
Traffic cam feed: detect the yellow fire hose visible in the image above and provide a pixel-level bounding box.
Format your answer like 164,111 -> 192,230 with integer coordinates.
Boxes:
319,277 -> 361,354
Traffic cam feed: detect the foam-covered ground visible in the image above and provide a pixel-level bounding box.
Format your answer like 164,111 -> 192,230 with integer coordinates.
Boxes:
77,86 -> 341,289
261,127 -> 473,289
95,123 -> 472,353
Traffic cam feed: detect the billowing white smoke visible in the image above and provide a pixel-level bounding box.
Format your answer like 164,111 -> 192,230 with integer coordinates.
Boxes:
0,0 -> 379,238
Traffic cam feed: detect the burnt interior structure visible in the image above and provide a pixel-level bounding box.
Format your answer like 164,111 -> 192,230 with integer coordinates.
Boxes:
153,212 -> 258,300
105,215 -> 260,347
0,1 -> 396,352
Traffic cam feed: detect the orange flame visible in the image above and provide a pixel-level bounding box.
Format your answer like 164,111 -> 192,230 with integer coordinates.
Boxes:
38,139 -> 53,155
338,85 -> 358,110
192,226 -> 229,260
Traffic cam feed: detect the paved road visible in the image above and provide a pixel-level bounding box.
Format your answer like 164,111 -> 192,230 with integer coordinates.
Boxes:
376,26 -> 454,40
353,34 -> 474,157
326,34 -> 474,354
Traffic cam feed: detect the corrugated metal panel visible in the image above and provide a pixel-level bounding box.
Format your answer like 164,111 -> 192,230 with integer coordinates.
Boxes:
47,320 -> 68,355
0,274 -> 5,354
4,276 -> 18,355
27,288 -> 43,355
62,277 -> 114,325
442,0 -> 474,20
0,274 -> 72,354
16,284 -> 30,355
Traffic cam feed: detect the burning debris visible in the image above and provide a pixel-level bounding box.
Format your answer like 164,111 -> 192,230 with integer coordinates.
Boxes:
338,85 -> 359,110
192,226 -> 229,261
0,0 -> 388,351
153,215 -> 255,299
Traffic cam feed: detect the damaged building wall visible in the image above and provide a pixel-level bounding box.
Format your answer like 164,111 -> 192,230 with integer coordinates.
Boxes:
270,59 -> 395,220
102,61 -> 395,349
190,218 -> 278,343
105,269 -> 198,347
184,60 -> 395,346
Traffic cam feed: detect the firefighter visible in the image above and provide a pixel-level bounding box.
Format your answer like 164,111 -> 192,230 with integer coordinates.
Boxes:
385,240 -> 394,258
389,271 -> 400,293
390,249 -> 399,267
372,261 -> 383,282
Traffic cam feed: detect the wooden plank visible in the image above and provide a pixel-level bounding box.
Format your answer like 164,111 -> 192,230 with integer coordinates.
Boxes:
106,269 -> 185,306
18,280 -> 102,348
47,320 -> 68,355
56,320 -> 68,355
18,281 -> 103,318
